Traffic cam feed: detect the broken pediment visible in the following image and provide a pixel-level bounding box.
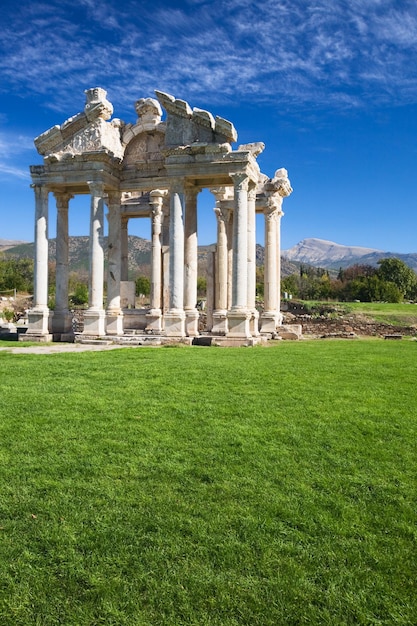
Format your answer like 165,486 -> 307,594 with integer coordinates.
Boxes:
154,90 -> 237,147
34,88 -> 124,160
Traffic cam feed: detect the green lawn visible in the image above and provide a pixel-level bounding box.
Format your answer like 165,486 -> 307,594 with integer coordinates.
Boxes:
301,301 -> 417,327
0,341 -> 416,625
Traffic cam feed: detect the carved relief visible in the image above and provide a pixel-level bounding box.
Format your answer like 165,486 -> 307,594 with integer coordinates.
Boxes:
123,131 -> 165,169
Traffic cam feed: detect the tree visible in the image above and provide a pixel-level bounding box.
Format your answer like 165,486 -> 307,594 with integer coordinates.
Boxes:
197,276 -> 207,297
377,258 -> 417,299
0,256 -> 34,292
135,276 -> 150,297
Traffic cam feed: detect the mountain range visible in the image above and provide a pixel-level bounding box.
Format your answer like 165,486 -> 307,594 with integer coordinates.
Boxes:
1,236 -> 417,274
282,238 -> 417,271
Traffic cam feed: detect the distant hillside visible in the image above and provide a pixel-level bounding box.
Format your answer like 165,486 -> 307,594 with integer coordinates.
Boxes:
4,236 -> 300,277
4,236 -> 152,276
282,238 -> 417,272
0,239 -> 29,252
283,238 -> 382,266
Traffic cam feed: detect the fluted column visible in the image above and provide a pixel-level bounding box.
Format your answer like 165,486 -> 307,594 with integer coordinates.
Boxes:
83,181 -> 106,336
264,206 -> 278,312
106,191 -> 124,335
184,184 -> 200,336
25,184 -> 51,340
260,204 -> 280,334
227,173 -> 251,338
165,179 -> 186,337
146,190 -> 165,333
121,216 -> 129,282
260,168 -> 292,334
247,183 -> 259,335
52,191 -> 73,338
276,207 -> 284,325
33,185 -> 50,310
212,203 -> 230,335
161,197 -> 170,315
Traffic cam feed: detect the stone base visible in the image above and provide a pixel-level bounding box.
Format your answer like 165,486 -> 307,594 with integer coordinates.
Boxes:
185,309 -> 199,337
145,309 -> 163,333
51,310 -> 73,335
82,309 -> 106,336
211,335 -> 267,347
52,332 -> 75,342
164,309 -> 186,337
212,310 -> 228,335
25,308 -> 52,341
226,309 -> 252,338
20,332 -> 53,342
249,309 -> 260,336
260,311 -> 282,334
276,324 -> 303,340
106,311 -> 124,335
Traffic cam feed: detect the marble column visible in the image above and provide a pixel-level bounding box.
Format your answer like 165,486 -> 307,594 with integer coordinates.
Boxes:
161,196 -> 170,315
184,184 -> 200,336
25,184 -> 52,341
165,179 -> 186,337
52,191 -> 73,339
83,182 -> 106,336
212,204 -> 230,335
275,207 -> 284,326
227,173 -> 251,338
121,216 -> 129,282
146,190 -> 165,333
106,191 -> 124,335
261,203 -> 280,334
247,183 -> 259,335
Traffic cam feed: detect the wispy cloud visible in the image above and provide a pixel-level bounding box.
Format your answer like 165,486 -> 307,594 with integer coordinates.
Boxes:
1,0 -> 417,115
0,163 -> 31,181
0,132 -> 35,180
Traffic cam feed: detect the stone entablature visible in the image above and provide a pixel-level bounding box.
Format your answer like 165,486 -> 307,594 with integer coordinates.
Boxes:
26,87 -> 292,344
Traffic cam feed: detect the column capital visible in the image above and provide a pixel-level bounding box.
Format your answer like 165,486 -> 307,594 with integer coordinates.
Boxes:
264,170 -> 293,198
88,181 -> 105,195
106,190 -> 121,207
170,177 -> 184,194
31,183 -> 49,201
184,182 -> 201,198
210,186 -> 233,202
149,189 -> 168,212
230,172 -> 249,191
214,205 -> 231,225
53,191 -> 74,210
150,188 -> 168,200
264,197 -> 284,220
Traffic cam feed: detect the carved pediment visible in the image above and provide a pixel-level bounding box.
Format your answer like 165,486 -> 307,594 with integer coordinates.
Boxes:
34,88 -> 124,160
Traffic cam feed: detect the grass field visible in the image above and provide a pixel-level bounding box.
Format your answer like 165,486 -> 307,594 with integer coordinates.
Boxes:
301,301 -> 417,328
0,340 -> 416,625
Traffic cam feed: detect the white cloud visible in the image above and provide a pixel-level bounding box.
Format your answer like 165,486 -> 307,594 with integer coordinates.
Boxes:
1,0 -> 417,114
0,162 -> 31,181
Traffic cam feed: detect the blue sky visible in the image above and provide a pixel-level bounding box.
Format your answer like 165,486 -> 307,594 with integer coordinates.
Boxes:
1,0 -> 417,252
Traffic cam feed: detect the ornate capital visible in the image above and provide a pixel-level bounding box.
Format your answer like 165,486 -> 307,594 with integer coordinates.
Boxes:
265,168 -> 293,198
214,205 -> 231,225
106,191 -> 121,209
230,172 -> 249,191
211,186 -> 233,202
54,191 -> 74,210
31,184 -> 49,203
170,177 -> 184,195
88,181 -> 105,196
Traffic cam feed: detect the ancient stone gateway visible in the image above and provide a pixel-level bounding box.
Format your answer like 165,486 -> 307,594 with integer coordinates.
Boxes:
27,88 -> 292,345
